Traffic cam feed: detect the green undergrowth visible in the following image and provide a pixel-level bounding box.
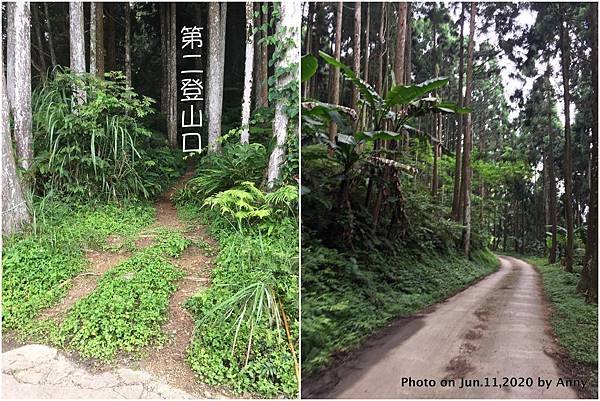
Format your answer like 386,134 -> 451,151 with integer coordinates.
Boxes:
301,244 -> 499,375
178,204 -> 299,398
2,201 -> 155,334
53,230 -> 189,360
524,256 -> 597,396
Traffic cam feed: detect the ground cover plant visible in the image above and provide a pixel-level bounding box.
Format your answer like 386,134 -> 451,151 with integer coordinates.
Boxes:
175,140 -> 299,397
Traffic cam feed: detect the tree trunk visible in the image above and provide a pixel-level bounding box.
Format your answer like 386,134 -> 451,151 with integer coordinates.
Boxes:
167,3 -> 177,148
375,3 -> 386,95
124,2 -> 132,86
241,2 -> 254,144
207,3 -> 225,152
95,2 -> 105,78
43,3 -> 58,72
460,2 -> 476,258
13,2 -> 32,171
559,8 -> 574,272
70,2 -> 86,105
364,3 -> 370,87
32,4 -> 47,81
404,4 -> 412,85
452,3 -> 466,221
328,2 -> 343,143
6,2 -> 15,109
546,75 -> 558,264
394,3 -> 407,85
351,2 -> 361,112
577,2 -> 598,302
431,7 -> 439,198
160,4 -> 168,115
303,2 -> 313,97
266,1 -> 299,189
260,4 -> 269,108
90,2 -> 97,75
1,54 -> 30,236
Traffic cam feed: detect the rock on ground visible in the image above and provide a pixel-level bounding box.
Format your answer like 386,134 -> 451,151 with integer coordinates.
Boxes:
2,345 -> 198,399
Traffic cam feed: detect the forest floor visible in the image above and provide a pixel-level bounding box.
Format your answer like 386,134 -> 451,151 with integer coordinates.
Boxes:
303,256 -> 583,399
2,173 -> 233,399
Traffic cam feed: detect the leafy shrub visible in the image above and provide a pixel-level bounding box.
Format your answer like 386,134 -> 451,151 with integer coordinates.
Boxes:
301,244 -> 498,375
31,71 -> 183,200
173,142 -> 267,204
183,208 -> 299,398
203,181 -> 298,233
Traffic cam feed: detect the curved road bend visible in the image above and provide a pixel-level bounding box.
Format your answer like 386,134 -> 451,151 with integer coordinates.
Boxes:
304,256 -> 578,399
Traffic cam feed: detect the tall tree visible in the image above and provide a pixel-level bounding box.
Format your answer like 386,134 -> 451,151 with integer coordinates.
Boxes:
375,3 -> 386,95
267,1 -> 299,189
167,3 -> 177,148
451,3 -> 466,220
96,3 -> 104,78
43,3 -> 57,71
394,3 -> 408,85
207,3 -> 226,152
160,4 -> 168,115
260,4 -> 269,108
559,6 -> 575,272
351,2 -> 361,112
460,2 -> 477,257
70,2 -> 86,105
13,2 -> 32,170
241,2 -> 255,144
577,2 -> 598,302
6,2 -> 15,109
328,2 -> 343,143
124,2 -> 132,85
2,58 -> 30,235
90,2 -> 97,75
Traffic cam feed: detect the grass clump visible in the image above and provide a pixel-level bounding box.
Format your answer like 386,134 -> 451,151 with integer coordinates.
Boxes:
525,257 -> 597,397
2,201 -> 155,334
180,207 -> 298,398
301,245 -> 498,375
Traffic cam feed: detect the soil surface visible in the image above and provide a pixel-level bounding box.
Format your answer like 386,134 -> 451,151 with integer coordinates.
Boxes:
303,256 -> 581,399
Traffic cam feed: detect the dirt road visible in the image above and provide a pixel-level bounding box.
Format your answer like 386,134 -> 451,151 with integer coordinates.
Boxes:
304,256 -> 580,399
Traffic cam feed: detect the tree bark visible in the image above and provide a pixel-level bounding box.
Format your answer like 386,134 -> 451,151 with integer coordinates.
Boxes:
351,2 -> 361,112
577,2 -> 598,302
260,4 -> 269,108
431,6 -> 439,198
328,2 -> 343,143
266,1 -> 299,189
124,2 -> 132,86
167,3 -> 177,148
43,3 -> 58,72
241,2 -> 254,144
95,2 -> 105,78
375,3 -> 386,95
303,2 -> 313,97
452,3 -> 466,221
394,3 -> 407,85
207,3 -> 225,152
2,51 -> 30,236
6,2 -> 15,109
404,4 -> 412,84
32,4 -> 47,81
546,75 -> 558,264
70,2 -> 86,105
160,4 -> 168,115
460,2 -> 476,258
13,2 -> 32,171
90,3 -> 96,75
559,8 -> 574,272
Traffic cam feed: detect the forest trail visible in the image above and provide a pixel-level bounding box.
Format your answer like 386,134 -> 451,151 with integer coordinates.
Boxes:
5,172 -> 229,399
304,256 -> 579,399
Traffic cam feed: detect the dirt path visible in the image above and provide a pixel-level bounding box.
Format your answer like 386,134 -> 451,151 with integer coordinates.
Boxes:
7,172 -> 229,398
303,256 -> 581,399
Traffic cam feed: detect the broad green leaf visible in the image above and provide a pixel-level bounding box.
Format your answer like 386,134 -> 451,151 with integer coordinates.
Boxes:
356,130 -> 401,141
385,77 -> 450,107
301,54 -> 318,83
